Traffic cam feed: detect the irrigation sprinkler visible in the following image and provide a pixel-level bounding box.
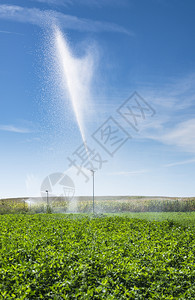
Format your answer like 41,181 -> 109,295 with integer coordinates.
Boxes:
46,190 -> 49,213
90,170 -> 95,214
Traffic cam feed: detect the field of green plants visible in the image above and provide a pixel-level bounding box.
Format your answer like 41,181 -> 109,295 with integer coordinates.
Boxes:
0,214 -> 195,299
109,212 -> 195,226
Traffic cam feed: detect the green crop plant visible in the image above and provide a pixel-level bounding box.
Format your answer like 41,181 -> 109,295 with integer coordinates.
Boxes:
0,214 -> 194,299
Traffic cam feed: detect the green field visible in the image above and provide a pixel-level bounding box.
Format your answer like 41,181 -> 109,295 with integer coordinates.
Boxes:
107,212 -> 195,226
0,213 -> 195,299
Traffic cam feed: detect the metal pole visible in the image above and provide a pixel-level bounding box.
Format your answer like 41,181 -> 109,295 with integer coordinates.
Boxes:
90,170 -> 95,214
46,190 -> 49,212
93,171 -> 95,214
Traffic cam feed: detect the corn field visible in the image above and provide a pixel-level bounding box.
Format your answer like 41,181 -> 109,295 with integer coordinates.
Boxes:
0,197 -> 195,214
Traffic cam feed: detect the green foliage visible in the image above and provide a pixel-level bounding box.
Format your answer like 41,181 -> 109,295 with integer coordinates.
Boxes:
109,212 -> 195,226
0,214 -> 195,299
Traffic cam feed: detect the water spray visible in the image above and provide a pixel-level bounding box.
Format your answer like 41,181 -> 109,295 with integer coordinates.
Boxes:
54,26 -> 93,157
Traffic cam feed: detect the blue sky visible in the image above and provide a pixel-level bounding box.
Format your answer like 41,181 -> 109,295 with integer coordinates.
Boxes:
0,0 -> 195,198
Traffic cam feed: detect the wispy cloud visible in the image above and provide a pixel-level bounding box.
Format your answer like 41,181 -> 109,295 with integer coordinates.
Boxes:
164,158 -> 195,168
160,119 -> 195,152
0,125 -> 32,133
147,119 -> 195,153
32,0 -> 67,5
32,0 -> 128,7
108,170 -> 149,176
0,30 -> 23,35
124,74 -> 195,154
91,73 -> 195,138
0,5 -> 132,35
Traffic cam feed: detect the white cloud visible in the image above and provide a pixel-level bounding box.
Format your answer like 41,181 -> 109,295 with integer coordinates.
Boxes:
0,124 -> 32,133
0,5 -> 44,26
0,4 -> 132,35
108,170 -> 149,176
150,119 -> 195,153
90,73 -> 195,140
137,73 -> 195,113
32,0 -> 128,7
32,0 -> 67,5
0,30 -> 23,35
125,74 -> 195,154
164,158 -> 195,168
